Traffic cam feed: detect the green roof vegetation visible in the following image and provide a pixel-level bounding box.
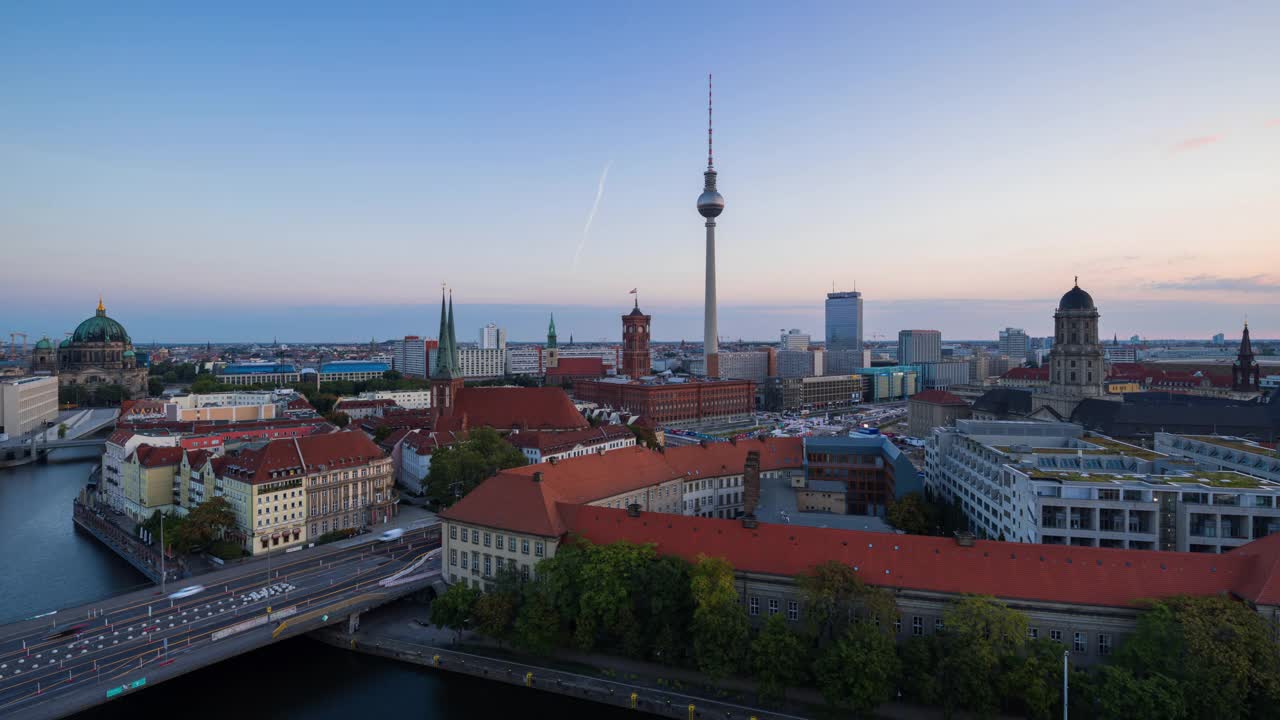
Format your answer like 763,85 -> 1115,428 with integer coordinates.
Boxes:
1156,472 -> 1265,489
1028,470 -> 1268,489
1185,435 -> 1276,455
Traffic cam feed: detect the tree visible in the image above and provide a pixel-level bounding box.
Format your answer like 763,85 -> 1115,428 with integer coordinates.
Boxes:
635,555 -> 694,663
423,427 -> 527,502
627,423 -> 661,450
937,595 -> 1028,717
190,375 -> 224,394
1093,665 -> 1185,720
431,582 -> 480,643
798,560 -> 896,645
814,622 -> 900,717
185,496 -> 237,547
999,638 -> 1067,720
57,423 -> 68,439
886,492 -> 930,535
1110,595 -> 1280,720
573,541 -> 655,651
750,614 -> 808,703
325,411 -> 350,428
689,555 -> 750,681
373,425 -> 394,443
147,377 -> 165,397
512,582 -> 560,655
897,635 -> 943,706
473,591 -> 518,646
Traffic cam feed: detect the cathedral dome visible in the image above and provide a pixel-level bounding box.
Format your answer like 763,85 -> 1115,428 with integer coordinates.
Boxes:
72,301 -> 131,344
1058,281 -> 1095,311
34,336 -> 53,350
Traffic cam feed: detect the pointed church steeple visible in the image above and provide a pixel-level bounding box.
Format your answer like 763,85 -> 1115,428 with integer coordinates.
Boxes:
547,314 -> 558,349
447,292 -> 459,373
433,288 -> 455,379
1233,321 -> 1260,392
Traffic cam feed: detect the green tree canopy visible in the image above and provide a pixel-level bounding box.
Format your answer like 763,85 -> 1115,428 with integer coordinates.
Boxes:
886,492 -> 931,535
431,582 -> 480,643
751,614 -> 809,703
814,622 -> 900,717
689,555 -> 750,681
798,560 -> 896,645
423,426 -> 527,503
938,595 -> 1028,717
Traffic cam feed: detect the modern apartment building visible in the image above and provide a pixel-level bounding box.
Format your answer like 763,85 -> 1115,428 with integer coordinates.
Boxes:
780,329 -> 810,351
457,348 -> 506,379
317,361 -> 390,383
357,390 -> 432,410
0,375 -> 58,436
825,290 -> 863,355
927,420 -> 1280,552
479,324 -> 507,350
390,336 -> 438,379
762,374 -> 869,413
716,350 -> 770,383
215,363 -> 301,387
998,328 -> 1030,363
1154,433 -> 1280,482
897,330 -> 942,365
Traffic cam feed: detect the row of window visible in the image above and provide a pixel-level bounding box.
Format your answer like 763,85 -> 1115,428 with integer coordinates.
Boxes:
449,525 -> 545,557
746,596 -> 800,621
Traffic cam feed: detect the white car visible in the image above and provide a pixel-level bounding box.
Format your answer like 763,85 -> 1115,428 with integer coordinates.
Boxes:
379,528 -> 405,542
168,585 -> 205,600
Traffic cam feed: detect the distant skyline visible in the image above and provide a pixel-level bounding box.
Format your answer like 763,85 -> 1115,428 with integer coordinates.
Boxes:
18,295 -> 1272,346
3,3 -> 1277,339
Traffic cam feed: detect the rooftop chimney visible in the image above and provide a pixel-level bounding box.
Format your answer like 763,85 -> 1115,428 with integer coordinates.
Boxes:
548,456 -> 557,465
532,471 -> 543,483
626,503 -> 641,517
954,531 -> 976,547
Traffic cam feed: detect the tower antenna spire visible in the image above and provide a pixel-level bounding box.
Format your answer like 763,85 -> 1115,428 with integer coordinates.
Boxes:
707,73 -> 714,170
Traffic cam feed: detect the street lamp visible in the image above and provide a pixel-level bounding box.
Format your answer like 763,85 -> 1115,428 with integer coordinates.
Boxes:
1062,649 -> 1070,720
160,513 -> 166,594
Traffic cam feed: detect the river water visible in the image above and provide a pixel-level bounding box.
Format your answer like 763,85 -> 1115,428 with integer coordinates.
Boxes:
1,449 -> 634,719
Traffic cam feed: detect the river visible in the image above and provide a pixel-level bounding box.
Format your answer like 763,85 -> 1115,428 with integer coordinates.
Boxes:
0,449 -> 636,719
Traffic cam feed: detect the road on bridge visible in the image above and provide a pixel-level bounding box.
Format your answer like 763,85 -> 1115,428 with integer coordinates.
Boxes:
0,526 -> 442,719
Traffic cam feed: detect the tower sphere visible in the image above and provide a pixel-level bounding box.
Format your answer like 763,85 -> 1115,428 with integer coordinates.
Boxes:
697,189 -> 724,218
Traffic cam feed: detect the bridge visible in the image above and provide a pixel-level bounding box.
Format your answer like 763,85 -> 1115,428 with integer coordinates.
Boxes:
0,524 -> 443,720
0,408 -> 118,467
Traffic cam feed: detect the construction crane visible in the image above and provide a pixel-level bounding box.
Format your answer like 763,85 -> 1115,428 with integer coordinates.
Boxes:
8,332 -> 28,358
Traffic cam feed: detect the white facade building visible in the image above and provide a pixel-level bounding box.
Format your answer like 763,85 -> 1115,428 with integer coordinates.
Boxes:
479,324 -> 507,350
898,330 -> 942,365
780,329 -> 810,351
0,376 -> 59,437
927,420 -> 1280,552
358,390 -> 431,410
505,346 -> 543,376
457,348 -> 506,379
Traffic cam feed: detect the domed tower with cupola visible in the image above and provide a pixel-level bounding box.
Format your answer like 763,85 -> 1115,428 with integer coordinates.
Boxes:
1032,278 -> 1107,418
31,336 -> 57,375
55,297 -> 148,396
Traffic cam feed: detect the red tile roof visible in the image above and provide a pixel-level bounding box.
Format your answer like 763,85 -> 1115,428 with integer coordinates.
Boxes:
334,398 -> 398,410
218,430 -> 385,484
400,428 -> 466,455
132,444 -> 185,468
546,357 -> 605,377
1002,367 -> 1050,381
909,390 -> 969,406
440,437 -> 804,536
506,424 -> 634,453
453,387 -> 588,432
562,506 -> 1280,609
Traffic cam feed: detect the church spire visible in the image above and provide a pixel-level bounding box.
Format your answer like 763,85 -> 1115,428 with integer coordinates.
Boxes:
447,291 -> 459,373
433,287 -> 453,378
547,313 -> 558,349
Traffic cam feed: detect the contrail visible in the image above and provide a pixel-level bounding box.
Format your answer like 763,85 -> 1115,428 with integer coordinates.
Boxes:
573,159 -> 612,270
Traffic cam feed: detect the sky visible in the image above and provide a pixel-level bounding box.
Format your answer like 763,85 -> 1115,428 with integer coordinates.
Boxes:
2,2 -> 1278,343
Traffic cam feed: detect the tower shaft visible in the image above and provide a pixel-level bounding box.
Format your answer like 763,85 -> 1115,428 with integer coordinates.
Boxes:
704,217 -> 718,377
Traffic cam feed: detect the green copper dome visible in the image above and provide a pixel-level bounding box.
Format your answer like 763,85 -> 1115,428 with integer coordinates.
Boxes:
59,337 -> 71,348
122,349 -> 136,358
72,301 -> 131,344
34,336 -> 53,350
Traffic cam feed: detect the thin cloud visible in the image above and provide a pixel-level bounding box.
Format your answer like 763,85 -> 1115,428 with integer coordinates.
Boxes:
1267,119 -> 1280,128
572,159 -> 612,271
1147,274 -> 1280,293
1169,135 -> 1221,154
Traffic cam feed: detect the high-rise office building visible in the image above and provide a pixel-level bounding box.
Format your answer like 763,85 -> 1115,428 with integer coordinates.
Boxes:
998,328 -> 1030,363
897,330 -> 942,365
825,290 -> 863,355
780,329 -> 810,351
479,323 -> 506,350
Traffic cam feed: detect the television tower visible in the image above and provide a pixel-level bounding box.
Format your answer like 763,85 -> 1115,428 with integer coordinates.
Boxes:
697,73 -> 725,377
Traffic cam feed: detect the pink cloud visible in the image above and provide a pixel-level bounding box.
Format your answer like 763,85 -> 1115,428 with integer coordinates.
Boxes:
1267,119 -> 1280,128
1169,135 -> 1221,153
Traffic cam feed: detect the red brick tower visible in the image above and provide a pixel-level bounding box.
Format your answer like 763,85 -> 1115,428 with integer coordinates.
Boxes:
622,299 -> 651,379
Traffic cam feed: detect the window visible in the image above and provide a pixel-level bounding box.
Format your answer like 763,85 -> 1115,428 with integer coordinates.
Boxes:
521,539 -> 530,555
460,552 -> 469,569
534,541 -> 545,557
471,529 -> 479,544
1050,629 -> 1062,643
1073,632 -> 1086,653
448,524 -> 458,539
483,532 -> 491,547
787,600 -> 799,621
495,535 -> 504,550
450,549 -> 457,566
768,599 -> 779,616
894,616 -> 902,634
912,616 -> 923,636
749,597 -> 760,616
1028,627 -> 1039,641
483,555 -> 492,577
1098,633 -> 1112,656
935,618 -> 944,632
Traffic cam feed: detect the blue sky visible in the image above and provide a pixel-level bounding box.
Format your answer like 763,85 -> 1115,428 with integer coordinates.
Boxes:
3,2 -> 1278,342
